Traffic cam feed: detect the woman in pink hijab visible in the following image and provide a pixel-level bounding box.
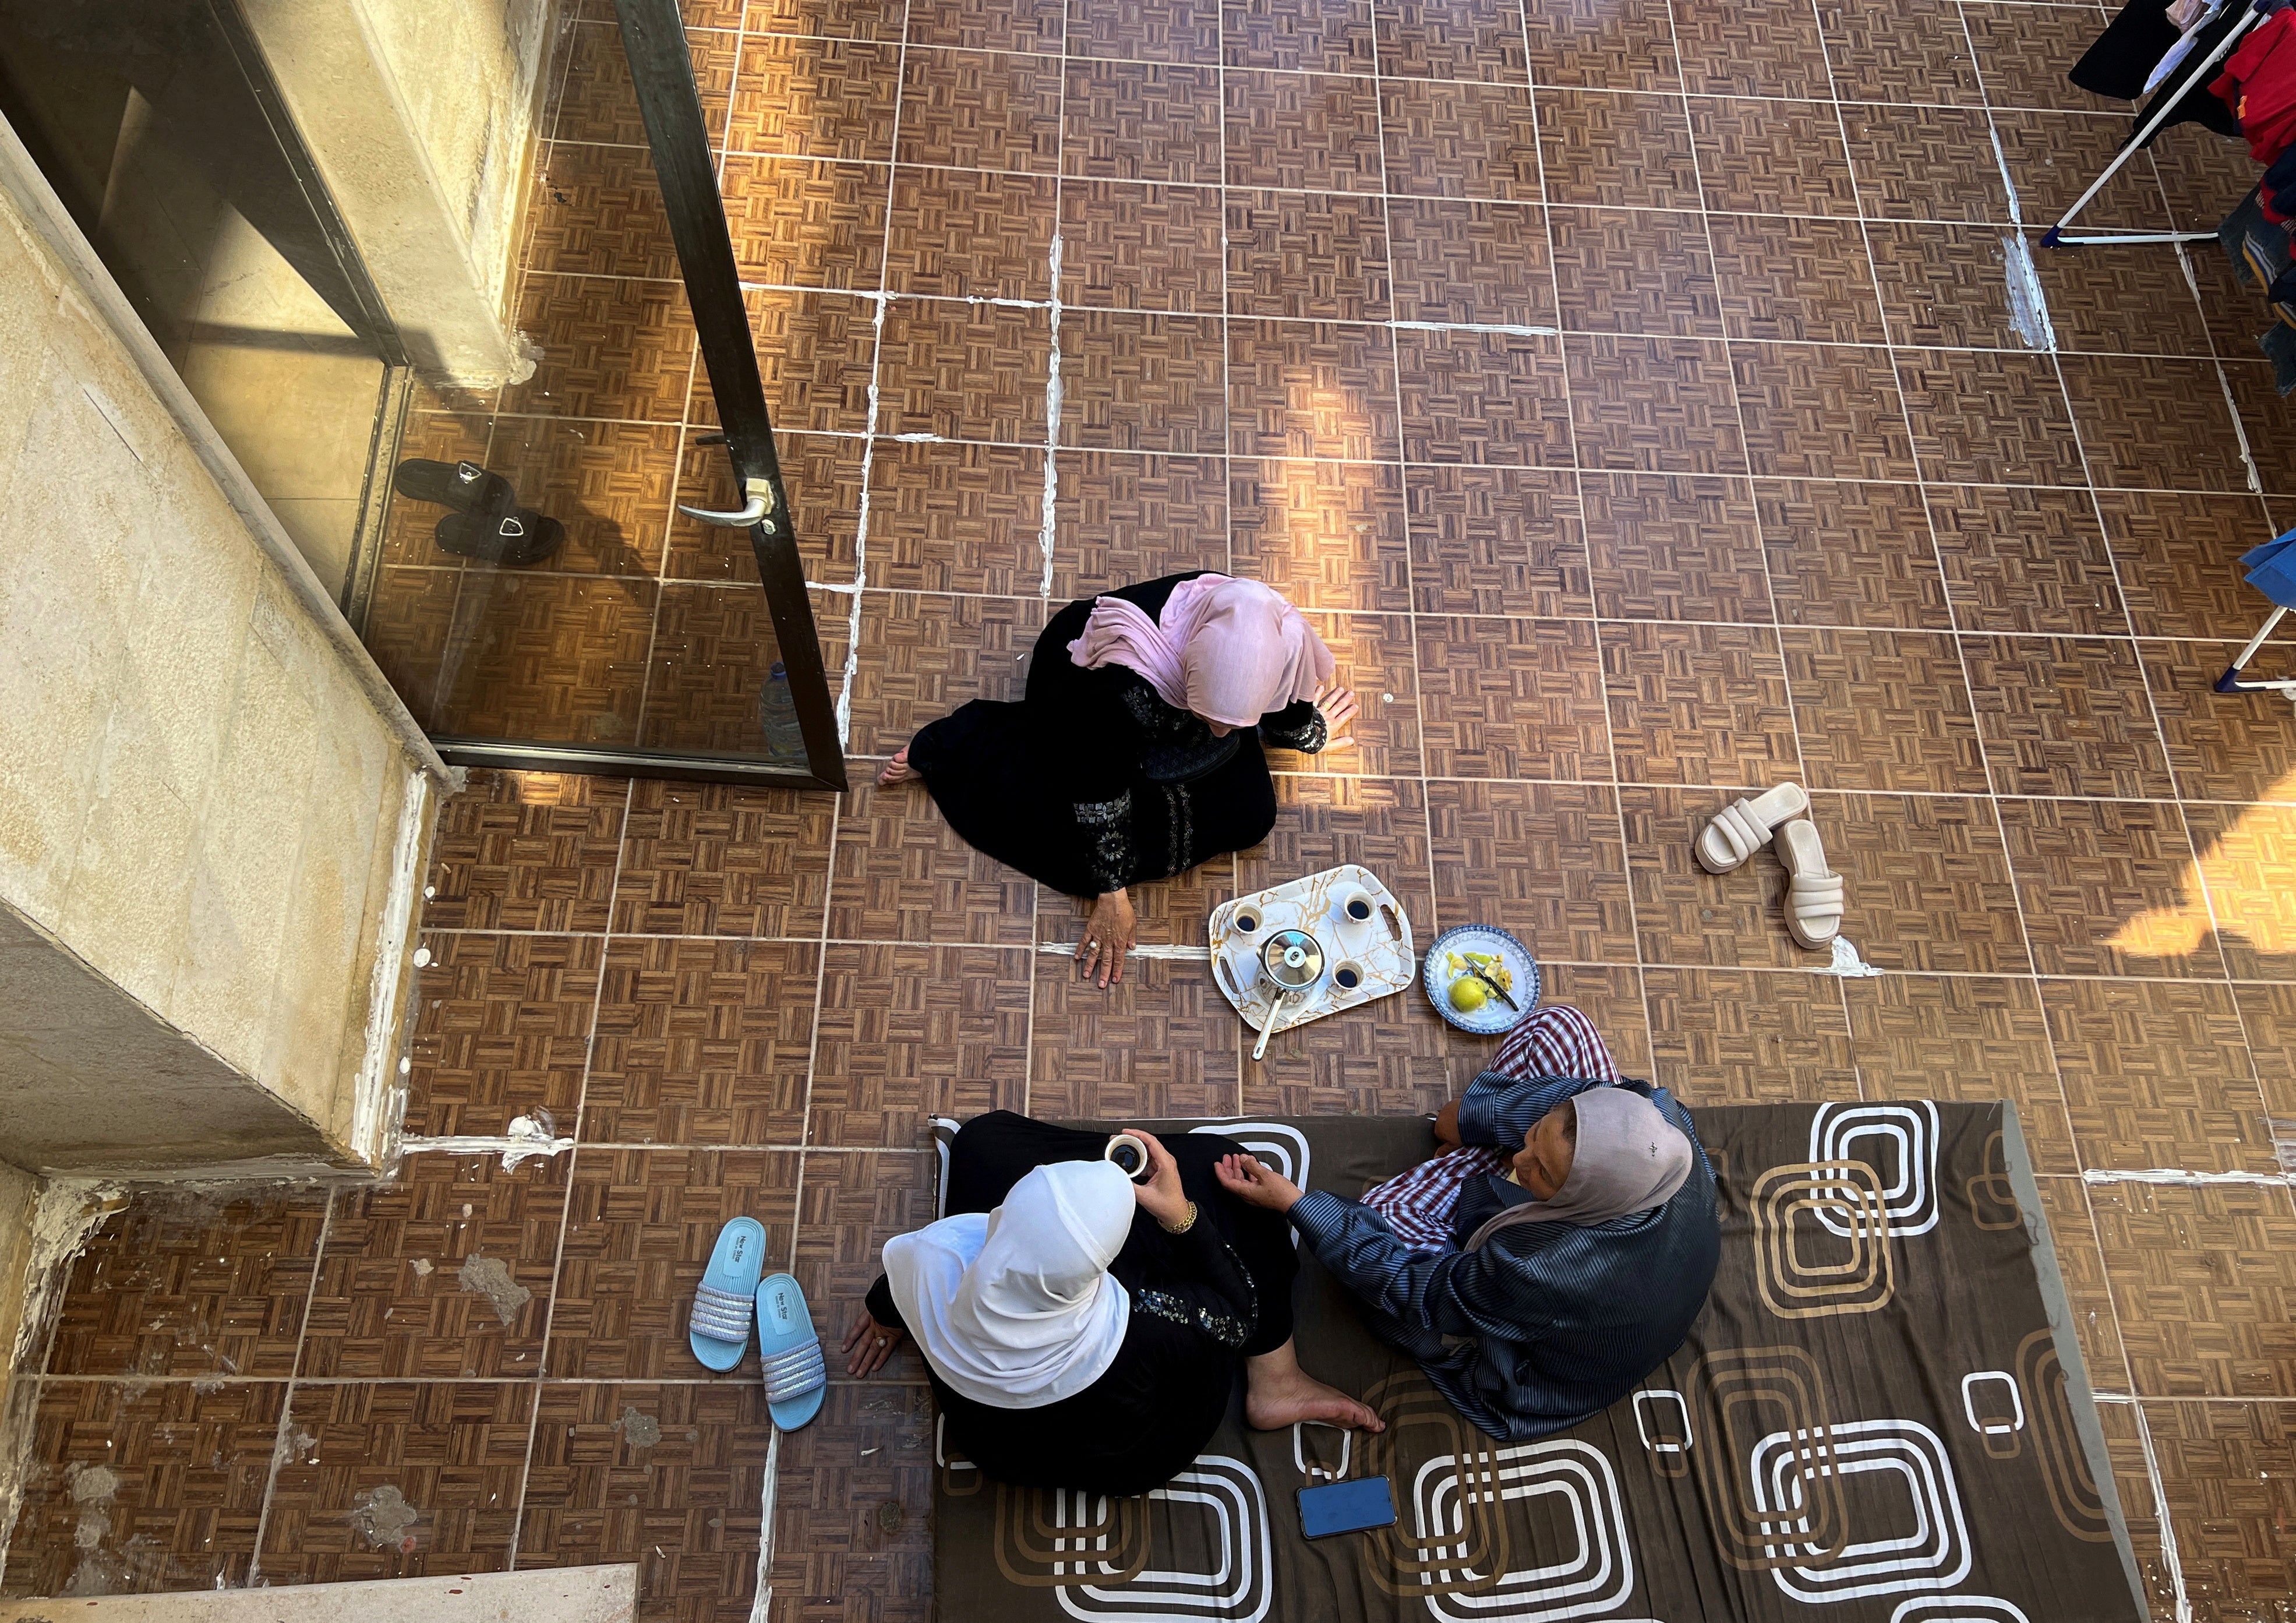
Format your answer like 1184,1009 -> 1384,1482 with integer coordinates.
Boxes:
881,573 -> 1358,983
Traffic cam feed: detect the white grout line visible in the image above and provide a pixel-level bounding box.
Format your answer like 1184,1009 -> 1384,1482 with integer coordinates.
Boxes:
1040,233 -> 1065,598
246,1196 -> 331,1585
2082,1166 -> 2296,1187
2097,1393 -> 2194,1623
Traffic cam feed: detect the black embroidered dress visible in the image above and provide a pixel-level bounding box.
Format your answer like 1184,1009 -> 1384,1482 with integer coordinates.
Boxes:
906,573 -> 1329,897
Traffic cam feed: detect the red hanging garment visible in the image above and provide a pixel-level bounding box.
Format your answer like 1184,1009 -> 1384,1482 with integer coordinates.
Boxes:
2213,8 -> 2296,161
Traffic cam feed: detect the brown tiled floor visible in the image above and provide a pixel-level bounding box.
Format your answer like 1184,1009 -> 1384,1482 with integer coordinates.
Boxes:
21,0 -> 2296,1618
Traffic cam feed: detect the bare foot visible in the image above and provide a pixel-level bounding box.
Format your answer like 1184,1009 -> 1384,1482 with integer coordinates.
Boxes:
1245,1342 -> 1384,1433
877,745 -> 917,787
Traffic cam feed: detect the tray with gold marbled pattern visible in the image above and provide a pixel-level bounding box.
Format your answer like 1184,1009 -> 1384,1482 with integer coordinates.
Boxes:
1208,863 -> 1417,1036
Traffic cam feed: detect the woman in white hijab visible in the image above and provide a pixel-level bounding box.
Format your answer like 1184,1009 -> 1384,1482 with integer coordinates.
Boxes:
846,1110 -> 1382,1495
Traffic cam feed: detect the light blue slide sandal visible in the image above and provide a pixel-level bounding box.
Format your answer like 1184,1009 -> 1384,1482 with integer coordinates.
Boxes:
688,1216 -> 767,1373
756,1272 -> 825,1430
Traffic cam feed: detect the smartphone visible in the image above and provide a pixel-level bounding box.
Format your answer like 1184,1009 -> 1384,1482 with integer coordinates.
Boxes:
1298,1476 -> 1397,1539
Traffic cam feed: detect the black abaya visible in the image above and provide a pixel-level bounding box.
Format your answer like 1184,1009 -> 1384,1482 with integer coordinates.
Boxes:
864,1112 -> 1300,1496
905,574 -> 1329,897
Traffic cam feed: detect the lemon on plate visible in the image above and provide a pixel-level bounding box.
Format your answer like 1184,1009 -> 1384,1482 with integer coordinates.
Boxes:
1447,974 -> 1489,1014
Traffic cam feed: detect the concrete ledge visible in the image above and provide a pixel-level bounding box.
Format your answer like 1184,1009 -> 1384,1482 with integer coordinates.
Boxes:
0,1565 -> 638,1622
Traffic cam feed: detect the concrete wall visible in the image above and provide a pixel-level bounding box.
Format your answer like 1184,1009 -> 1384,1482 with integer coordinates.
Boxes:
242,0 -> 560,382
0,1163 -> 37,1386
0,129 -> 448,1173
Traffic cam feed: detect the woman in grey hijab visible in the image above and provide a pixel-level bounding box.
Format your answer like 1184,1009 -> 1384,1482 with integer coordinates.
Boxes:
1216,1004 -> 1719,1442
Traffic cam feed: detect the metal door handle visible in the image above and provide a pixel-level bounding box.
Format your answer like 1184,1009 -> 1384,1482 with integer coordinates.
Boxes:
678,475 -> 778,527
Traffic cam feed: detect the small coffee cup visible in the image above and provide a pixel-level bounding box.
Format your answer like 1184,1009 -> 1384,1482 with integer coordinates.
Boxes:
1331,959 -> 1366,996
1105,1132 -> 1154,1183
1232,907 -> 1261,935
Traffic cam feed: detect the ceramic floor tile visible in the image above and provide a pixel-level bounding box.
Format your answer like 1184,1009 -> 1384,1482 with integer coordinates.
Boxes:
690,290 -> 881,437
1547,206 -> 1721,337
2233,980 -> 2296,1119
2220,355 -> 2296,500
2031,233 -> 2217,361
1993,109 -> 2174,235
1778,626 -> 1991,795
827,784 -> 1041,946
1705,214 -> 1887,347
1059,310 -> 1230,454
2139,638 -> 2296,808
300,1155 -> 568,1379
1223,70 -> 1387,193
1564,334 -> 1749,476
1397,327 -> 1575,467
1377,79 -> 1544,200
1058,180 -> 1228,312
1225,189 -> 1392,322
1225,319 -> 1401,461
522,143 -> 680,281
44,1190 -> 326,1381
726,39 -> 904,162
2041,975 -> 2272,1174
1302,610 -> 1423,777
255,1382 -> 532,1583
1521,0 -> 1678,91
792,1151 -> 938,1308
1602,620 -> 1803,788
2029,1175 -> 2129,1384
402,933 -> 603,1140
1923,483 -> 2131,637
1961,633 -> 2178,800
0,1381 -> 282,1596
612,781 -> 835,939
1964,1 -> 2128,114
1048,451 -> 1232,597
1640,966 -> 1860,1105
2121,1400 -> 2296,1616
718,156 -> 889,292
1753,477 -> 1954,631
873,301 -> 1052,444
1532,87 -> 1698,210
1383,196 -> 1555,326
2182,800 -> 2296,983
894,47 -> 1064,172
742,0 -> 903,36
1404,463 -> 1591,619
549,1148 -> 799,1378
1230,457 -> 1411,612
1863,221 -> 2029,352
1732,342 -> 1920,482
1414,615 -> 1614,782
2055,352 -> 2251,495
838,590 -> 1047,761
1532,964 -> 1654,1075
433,573 -> 656,748
1998,796 -> 2222,981
503,274 -> 696,424
1685,97 -> 1861,217
1808,789 -> 2032,973
1223,0 -> 1379,72
551,22 -> 740,150
906,0 -> 1066,51
806,945 -> 1033,1147
2093,489 -> 2279,641
765,1384 -> 935,1623
1423,779 -> 1636,962
1672,0 -> 1834,98
638,584 -> 815,760
862,440 -> 1048,597
1061,62 -> 1226,184
515,1381 -> 775,1623
1029,954 -> 1244,1118
2087,1181 -> 2296,1398
1376,0 -> 1531,82
585,937 -> 822,1146
362,569 -> 460,730
1068,0 -> 1223,60
1840,104 -> 2011,224
423,771 -> 628,933
881,167 -> 1057,301
1896,347 -> 2087,489
1580,471 -> 1771,624
1845,975 -> 2075,1173
1818,0 -> 1983,104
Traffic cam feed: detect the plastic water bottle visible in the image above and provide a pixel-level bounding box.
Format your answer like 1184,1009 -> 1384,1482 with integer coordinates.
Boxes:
759,661 -> 806,759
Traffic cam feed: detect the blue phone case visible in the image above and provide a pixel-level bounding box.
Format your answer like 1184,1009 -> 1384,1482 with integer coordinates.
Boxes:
1297,1476 -> 1397,1539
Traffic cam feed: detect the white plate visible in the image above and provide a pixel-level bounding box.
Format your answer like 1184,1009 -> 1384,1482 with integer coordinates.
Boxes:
1424,925 -> 1539,1035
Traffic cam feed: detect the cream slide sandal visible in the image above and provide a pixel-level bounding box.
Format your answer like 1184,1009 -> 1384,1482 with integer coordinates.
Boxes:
1774,818 -> 1844,950
1694,783 -> 1810,875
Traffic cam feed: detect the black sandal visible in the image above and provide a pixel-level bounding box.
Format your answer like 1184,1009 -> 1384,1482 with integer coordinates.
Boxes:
391,457 -> 515,518
435,509 -> 566,568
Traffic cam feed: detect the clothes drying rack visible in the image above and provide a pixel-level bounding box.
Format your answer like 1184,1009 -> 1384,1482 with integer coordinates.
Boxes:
2044,0 -> 2272,246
